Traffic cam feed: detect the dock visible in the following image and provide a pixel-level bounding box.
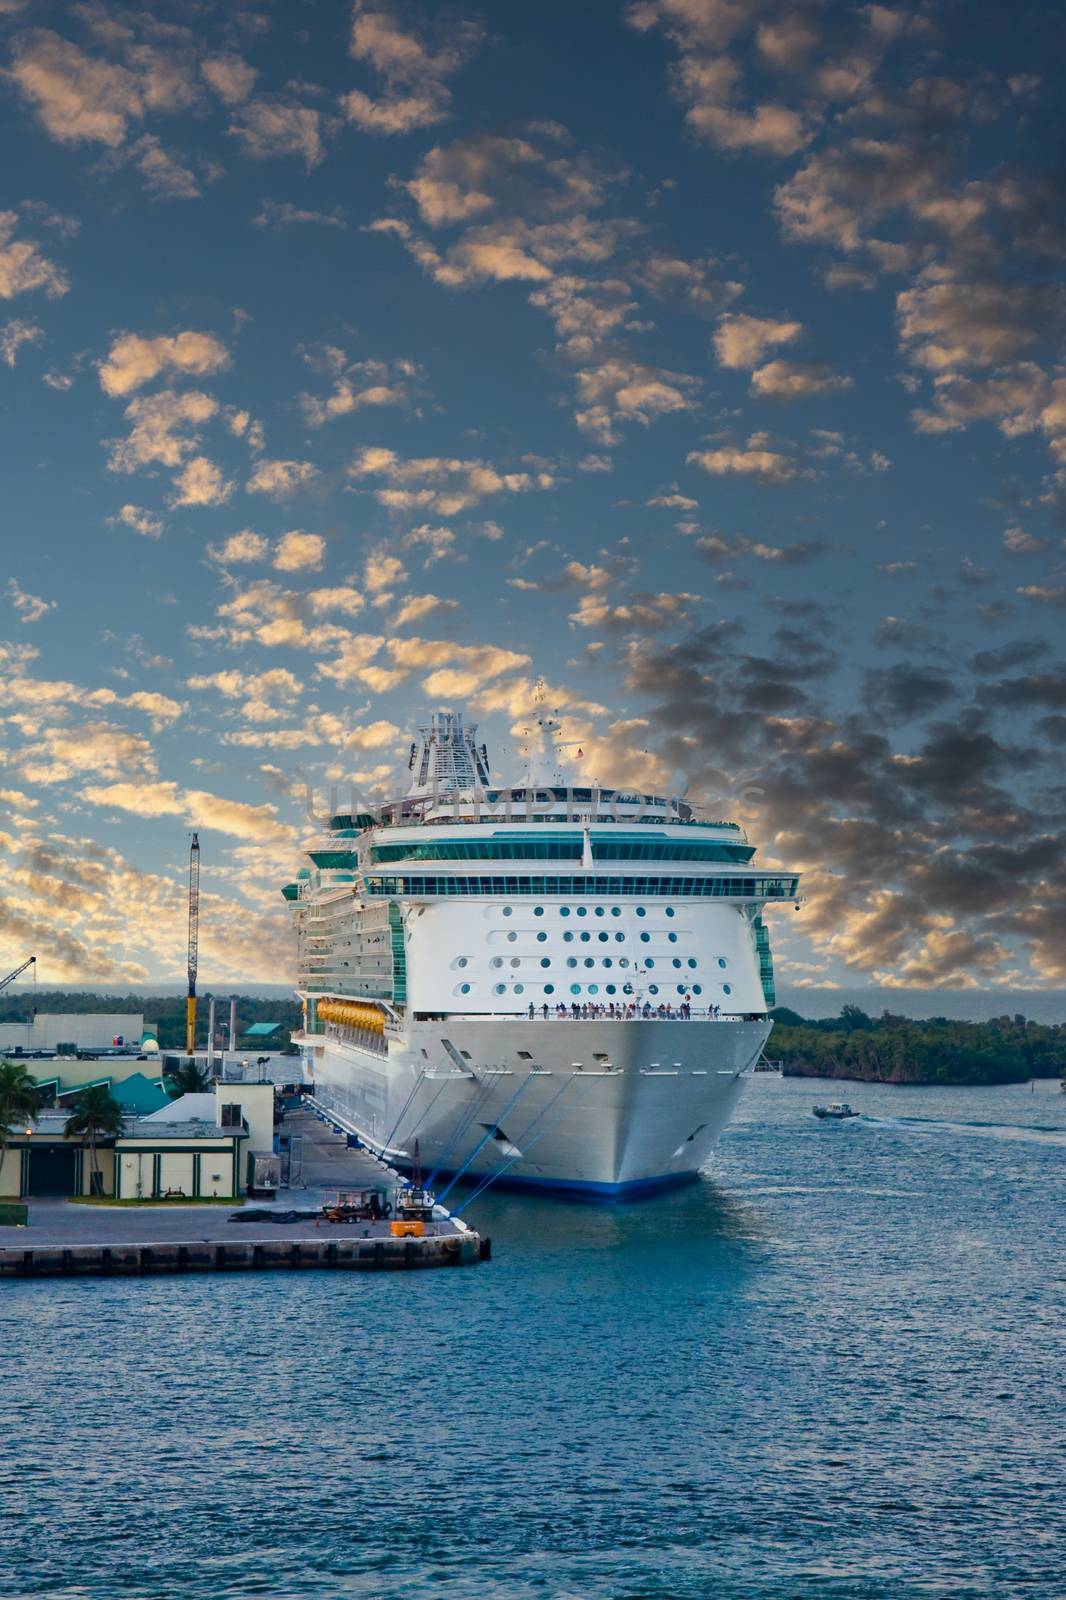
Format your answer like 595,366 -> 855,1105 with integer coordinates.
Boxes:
0,1103 -> 489,1278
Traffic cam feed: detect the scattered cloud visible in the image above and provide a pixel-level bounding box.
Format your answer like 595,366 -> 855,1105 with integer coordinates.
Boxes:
345,2 -> 483,135
0,317 -> 42,365
273,531 -> 326,572
98,330 -> 229,397
0,209 -> 69,300
246,459 -> 320,499
8,579 -> 55,624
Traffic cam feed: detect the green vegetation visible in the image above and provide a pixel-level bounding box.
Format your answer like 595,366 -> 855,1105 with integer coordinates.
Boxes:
770,1005 -> 1066,1086
0,1061 -> 38,1183
0,991 -> 301,1052
165,1060 -> 212,1097
63,1084 -> 126,1191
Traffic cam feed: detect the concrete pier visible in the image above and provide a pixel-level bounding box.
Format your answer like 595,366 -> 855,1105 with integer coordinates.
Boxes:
0,1233 -> 487,1277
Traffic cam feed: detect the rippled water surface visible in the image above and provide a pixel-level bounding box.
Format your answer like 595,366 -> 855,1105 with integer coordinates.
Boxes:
3,1075 -> 1064,1600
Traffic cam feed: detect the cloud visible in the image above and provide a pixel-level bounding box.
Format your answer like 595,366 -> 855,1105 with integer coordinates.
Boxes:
573,358 -> 700,444
0,317 -> 42,365
8,579 -> 55,624
897,273 -> 1065,373
169,455 -> 234,508
201,54 -> 257,106
750,359 -> 853,399
252,200 -> 346,229
98,329 -> 229,397
569,592 -> 698,630
694,533 -> 838,564
246,459 -> 320,499
126,134 -> 200,200
0,210 -> 69,300
687,442 -> 809,484
207,530 -> 268,564
17,721 -> 157,785
273,531 -> 326,572
392,593 -> 457,627
714,312 -> 802,369
298,356 -> 419,426
345,1 -> 482,135
107,389 -> 217,472
84,780 -> 294,843
111,503 -> 164,538
1003,525 -> 1049,555
348,446 -> 553,515
229,101 -> 326,168
9,29 -> 144,147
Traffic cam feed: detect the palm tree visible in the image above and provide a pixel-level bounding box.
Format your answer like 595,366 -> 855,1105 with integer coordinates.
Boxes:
63,1085 -> 125,1196
0,1061 -> 39,1193
166,1060 -> 211,1096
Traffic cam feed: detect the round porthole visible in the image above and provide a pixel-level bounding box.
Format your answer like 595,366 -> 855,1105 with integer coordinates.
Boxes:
491,957 -> 503,969
636,906 -> 646,918
515,984 -> 524,995
676,985 -> 686,995
665,907 -> 675,919
718,957 -> 727,969
494,983 -> 506,994
567,958 -> 578,968
570,984 -> 581,995
595,906 -> 605,917
503,907 -> 513,917
668,932 -> 678,943
537,931 -> 548,942
606,984 -> 616,994
723,983 -> 732,995
560,907 -> 570,918
545,984 -> 554,994
580,931 -> 591,943
672,958 -> 682,969
615,932 -> 624,942
611,907 -> 621,917
457,957 -> 468,968
588,984 -> 599,995
646,959 -> 655,969
640,932 -> 650,943
534,906 -> 544,917
603,958 -> 612,969
507,931 -> 518,942
619,958 -> 630,969
584,958 -> 594,968
598,932 -> 609,942
688,958 -> 697,969
460,983 -> 471,994
564,931 -> 574,943
693,985 -> 702,995
540,958 -> 551,968
510,957 -> 521,968
577,906 -> 588,917
649,984 -> 659,995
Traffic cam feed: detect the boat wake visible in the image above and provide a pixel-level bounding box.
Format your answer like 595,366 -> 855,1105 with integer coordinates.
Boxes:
865,1114 -> 1066,1147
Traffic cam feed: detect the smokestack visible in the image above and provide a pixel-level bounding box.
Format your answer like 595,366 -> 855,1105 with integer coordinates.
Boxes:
207,995 -> 216,1075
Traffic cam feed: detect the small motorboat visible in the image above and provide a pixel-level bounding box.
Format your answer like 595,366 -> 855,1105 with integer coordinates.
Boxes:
812,1102 -> 859,1120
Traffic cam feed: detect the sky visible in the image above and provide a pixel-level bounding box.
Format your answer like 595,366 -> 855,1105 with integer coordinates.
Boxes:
0,0 -> 1064,996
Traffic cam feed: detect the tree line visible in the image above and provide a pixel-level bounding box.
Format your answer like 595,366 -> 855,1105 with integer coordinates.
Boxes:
769,1005 -> 1066,1086
0,991 -> 302,1052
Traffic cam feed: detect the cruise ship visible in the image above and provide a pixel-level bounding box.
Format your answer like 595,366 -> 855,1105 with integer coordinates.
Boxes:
285,712 -> 800,1198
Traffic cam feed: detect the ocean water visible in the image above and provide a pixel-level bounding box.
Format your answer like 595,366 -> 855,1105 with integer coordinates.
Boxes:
2,1075 -> 1064,1600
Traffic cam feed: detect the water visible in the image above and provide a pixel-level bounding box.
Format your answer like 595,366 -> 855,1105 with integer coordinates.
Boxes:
2,1076 -> 1063,1600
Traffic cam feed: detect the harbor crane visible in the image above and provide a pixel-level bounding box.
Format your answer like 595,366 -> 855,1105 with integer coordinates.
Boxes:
185,833 -> 200,1055
0,955 -> 35,995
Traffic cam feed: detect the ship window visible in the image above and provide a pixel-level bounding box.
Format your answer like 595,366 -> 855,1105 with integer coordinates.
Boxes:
507,932 -> 518,942
595,906 -> 605,917
584,958 -> 594,968
693,985 -> 702,995
534,906 -> 544,916
518,1051 -> 533,1059
688,959 -> 697,969
495,984 -> 506,994
636,907 -> 646,917
668,932 -> 678,943
457,957 -> 468,967
503,906 -> 513,916
623,983 -> 633,994
564,931 -> 574,943
537,931 -> 547,942
615,932 -> 624,942
491,957 -> 503,969
665,907 -> 675,918
460,1051 -> 472,1060
510,957 -> 520,968
606,985 -> 616,995
640,932 -> 650,943
596,932 -> 607,943
649,984 -> 659,995
540,958 -> 551,968
570,984 -> 581,995
460,983 -> 471,994
515,985 -> 524,994
646,959 -> 655,969
577,906 -> 587,917
673,959 -> 682,969
718,957 -> 727,968
567,958 -> 577,968
619,958 -> 630,968
677,985 -> 686,995
611,906 -> 621,917
603,958 -> 612,969
588,984 -> 599,995
723,984 -> 732,995
560,907 -> 570,917
545,984 -> 554,994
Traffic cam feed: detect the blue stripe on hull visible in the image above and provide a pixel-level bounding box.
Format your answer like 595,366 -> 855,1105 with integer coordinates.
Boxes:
391,1159 -> 701,1202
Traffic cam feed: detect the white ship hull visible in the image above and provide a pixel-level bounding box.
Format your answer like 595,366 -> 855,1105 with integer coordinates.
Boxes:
302,1016 -> 770,1198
